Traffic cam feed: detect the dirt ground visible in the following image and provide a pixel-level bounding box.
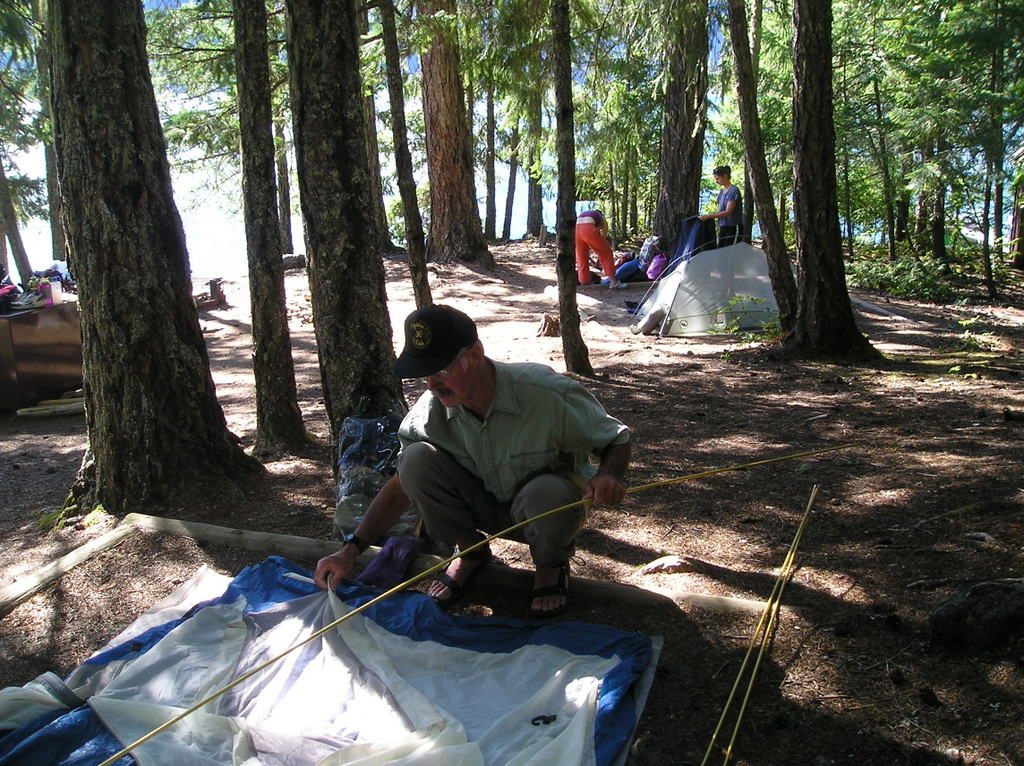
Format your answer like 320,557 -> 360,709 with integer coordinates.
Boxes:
1,241 -> 1022,766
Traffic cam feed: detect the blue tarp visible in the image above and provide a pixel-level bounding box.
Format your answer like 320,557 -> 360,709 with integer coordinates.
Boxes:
0,557 -> 653,766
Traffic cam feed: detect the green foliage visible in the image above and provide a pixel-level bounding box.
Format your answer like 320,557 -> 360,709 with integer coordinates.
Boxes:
146,0 -> 239,172
38,500 -> 108,531
571,0 -> 664,236
387,196 -> 407,246
3,171 -> 45,219
707,294 -> 782,344
734,315 -> 783,346
846,251 -> 957,302
709,0 -> 794,225
947,329 -> 997,353
847,232 -> 1015,304
73,0 -> 1024,291
0,0 -> 49,230
36,507 -> 66,531
941,317 -> 999,352
386,181 -> 431,246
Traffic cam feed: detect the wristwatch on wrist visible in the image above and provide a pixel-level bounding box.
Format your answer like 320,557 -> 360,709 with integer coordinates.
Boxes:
343,533 -> 368,554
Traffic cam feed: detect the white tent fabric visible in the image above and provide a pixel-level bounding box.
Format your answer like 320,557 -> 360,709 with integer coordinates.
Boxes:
0,559 -> 653,766
630,242 -> 778,337
88,587 -> 615,766
0,567 -> 236,732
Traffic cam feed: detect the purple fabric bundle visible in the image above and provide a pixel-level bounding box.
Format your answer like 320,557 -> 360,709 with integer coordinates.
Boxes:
357,536 -> 427,589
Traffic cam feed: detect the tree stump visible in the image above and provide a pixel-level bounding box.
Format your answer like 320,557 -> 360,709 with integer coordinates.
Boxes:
536,313 -> 560,337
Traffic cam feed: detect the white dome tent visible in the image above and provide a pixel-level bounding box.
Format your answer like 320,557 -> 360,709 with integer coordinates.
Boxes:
630,242 -> 779,337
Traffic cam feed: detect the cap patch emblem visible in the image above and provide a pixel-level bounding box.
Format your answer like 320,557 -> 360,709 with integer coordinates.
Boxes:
411,319 -> 431,350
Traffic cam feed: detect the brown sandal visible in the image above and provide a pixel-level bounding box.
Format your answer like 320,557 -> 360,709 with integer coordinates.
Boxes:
430,545 -> 492,609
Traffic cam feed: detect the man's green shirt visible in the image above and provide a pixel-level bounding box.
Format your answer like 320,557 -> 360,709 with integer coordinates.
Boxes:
398,361 -> 629,502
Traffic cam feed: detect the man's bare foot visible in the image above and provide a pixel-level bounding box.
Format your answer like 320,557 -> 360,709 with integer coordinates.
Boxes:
427,545 -> 492,608
428,556 -> 486,601
529,563 -> 570,618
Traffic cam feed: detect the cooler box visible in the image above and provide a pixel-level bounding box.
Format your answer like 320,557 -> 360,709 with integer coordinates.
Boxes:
0,301 -> 83,410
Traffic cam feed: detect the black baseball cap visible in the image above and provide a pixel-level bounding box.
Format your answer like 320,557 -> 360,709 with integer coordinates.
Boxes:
713,165 -> 731,176
393,305 -> 479,379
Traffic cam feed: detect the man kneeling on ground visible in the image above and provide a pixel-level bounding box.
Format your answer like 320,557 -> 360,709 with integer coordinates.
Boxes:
314,304 -> 631,618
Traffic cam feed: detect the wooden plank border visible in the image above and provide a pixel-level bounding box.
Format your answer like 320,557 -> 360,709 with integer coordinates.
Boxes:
2,513 -> 775,617
0,524 -> 139,617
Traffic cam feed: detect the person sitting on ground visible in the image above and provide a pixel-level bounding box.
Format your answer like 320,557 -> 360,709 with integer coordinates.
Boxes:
314,305 -> 631,618
699,165 -> 744,247
614,235 -> 662,283
575,208 -> 625,289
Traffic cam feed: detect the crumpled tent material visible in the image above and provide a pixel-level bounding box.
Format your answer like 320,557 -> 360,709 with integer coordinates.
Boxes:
0,557 -> 653,766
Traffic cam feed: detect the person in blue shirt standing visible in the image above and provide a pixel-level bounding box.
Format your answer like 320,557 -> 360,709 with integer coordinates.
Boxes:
699,165 -> 743,247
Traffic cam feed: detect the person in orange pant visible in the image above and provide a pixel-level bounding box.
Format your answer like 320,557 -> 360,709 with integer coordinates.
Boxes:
575,209 -> 623,288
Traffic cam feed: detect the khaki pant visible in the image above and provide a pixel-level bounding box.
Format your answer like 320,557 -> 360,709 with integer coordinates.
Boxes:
397,441 -> 586,568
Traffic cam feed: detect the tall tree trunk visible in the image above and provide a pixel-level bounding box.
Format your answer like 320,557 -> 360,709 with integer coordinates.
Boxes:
914,190 -> 929,249
742,174 -> 755,237
726,0 -> 798,335
981,162 -> 996,297
839,54 -> 855,261
484,83 -> 497,241
749,0 -> 763,68
618,162 -> 626,240
364,97 -> 395,253
741,0 -> 765,239
273,118 -> 295,254
419,0 -> 491,267
628,144 -> 639,234
994,178 -> 1004,259
645,176 -> 655,230
915,143 -> 932,251
31,0 -> 65,264
49,0 -> 260,515
525,98 -> 543,237
551,0 -> 591,375
629,162 -> 639,234
841,147 -> 854,260
652,0 -> 708,245
233,0 -> 306,457
0,227 -> 8,282
359,9 -> 395,254
785,0 -> 875,357
932,183 -> 948,268
285,0 -> 404,448
895,173 -> 910,244
1011,177 -> 1024,270
43,141 -> 63,260
381,0 -> 431,308
502,125 -> 520,241
741,0 -> 762,240
0,165 -> 35,288
932,138 -> 949,269
870,78 -> 897,262
526,165 -> 543,237
465,72 -> 474,150
608,158 -> 617,243
986,17 -> 1004,287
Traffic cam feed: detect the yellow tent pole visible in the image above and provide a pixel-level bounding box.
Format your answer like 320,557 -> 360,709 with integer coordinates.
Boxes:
700,485 -> 819,766
721,486 -> 818,765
